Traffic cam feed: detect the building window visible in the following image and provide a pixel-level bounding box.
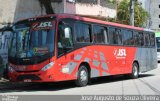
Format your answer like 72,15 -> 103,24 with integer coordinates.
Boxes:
159,4 -> 160,8
159,25 -> 160,28
159,15 -> 160,18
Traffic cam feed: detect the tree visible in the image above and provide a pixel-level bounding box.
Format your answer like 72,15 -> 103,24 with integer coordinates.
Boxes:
116,0 -> 148,27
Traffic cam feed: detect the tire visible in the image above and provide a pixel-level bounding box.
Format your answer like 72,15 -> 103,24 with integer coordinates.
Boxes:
75,65 -> 89,87
130,62 -> 139,79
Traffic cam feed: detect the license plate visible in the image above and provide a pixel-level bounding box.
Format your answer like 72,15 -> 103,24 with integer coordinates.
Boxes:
24,79 -> 32,82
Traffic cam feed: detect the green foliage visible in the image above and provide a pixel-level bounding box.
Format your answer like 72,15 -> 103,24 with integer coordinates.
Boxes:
116,0 -> 148,27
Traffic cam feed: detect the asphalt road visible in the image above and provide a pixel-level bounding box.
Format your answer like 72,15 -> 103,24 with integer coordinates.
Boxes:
0,64 -> 160,95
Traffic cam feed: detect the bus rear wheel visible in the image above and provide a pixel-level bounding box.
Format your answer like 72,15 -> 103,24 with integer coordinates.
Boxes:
75,65 -> 89,87
130,62 -> 139,79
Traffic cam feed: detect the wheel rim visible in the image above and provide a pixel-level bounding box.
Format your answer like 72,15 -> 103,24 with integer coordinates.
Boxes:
133,65 -> 138,77
80,69 -> 87,82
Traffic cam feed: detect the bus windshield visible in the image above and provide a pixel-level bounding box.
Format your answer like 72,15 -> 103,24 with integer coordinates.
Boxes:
9,20 -> 55,65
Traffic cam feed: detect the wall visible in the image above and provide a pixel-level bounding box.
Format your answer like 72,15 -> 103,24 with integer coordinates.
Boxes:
140,0 -> 160,31
0,0 -> 18,24
14,0 -> 45,22
0,0 -> 117,24
149,0 -> 160,31
64,1 -> 116,18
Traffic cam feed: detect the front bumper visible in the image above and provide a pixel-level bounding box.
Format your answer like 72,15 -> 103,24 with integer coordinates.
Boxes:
8,71 -> 55,82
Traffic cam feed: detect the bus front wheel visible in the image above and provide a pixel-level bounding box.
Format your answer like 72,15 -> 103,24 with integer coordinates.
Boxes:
75,65 -> 89,87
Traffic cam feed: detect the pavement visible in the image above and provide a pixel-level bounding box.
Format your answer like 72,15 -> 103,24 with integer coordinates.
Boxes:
0,64 -> 160,95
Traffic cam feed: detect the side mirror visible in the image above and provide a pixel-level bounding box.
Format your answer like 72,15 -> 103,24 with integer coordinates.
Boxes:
64,27 -> 71,38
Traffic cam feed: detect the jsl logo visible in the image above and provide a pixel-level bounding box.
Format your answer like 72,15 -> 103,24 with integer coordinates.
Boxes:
114,48 -> 127,59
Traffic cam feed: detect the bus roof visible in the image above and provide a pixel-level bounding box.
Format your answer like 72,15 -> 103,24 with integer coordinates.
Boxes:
17,13 -> 145,31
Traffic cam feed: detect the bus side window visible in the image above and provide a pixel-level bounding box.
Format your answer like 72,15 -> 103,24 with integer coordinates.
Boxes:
75,22 -> 91,43
115,29 -> 122,45
93,25 -> 108,44
138,32 -> 144,46
144,33 -> 150,47
108,27 -> 115,44
150,33 -> 155,47
122,29 -> 133,46
133,31 -> 139,46
108,27 -> 122,45
104,27 -> 108,44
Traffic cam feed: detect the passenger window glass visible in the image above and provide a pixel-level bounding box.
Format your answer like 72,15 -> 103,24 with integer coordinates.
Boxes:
57,21 -> 73,56
122,30 -> 134,45
75,22 -> 91,43
115,29 -> 122,45
93,25 -> 108,44
138,32 -> 144,46
108,27 -> 115,44
144,33 -> 150,46
150,33 -> 155,47
108,27 -> 122,45
133,31 -> 139,46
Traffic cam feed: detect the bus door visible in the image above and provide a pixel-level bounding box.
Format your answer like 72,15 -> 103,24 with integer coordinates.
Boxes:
56,20 -> 74,77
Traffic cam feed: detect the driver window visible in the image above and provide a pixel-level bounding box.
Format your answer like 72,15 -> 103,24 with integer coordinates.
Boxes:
57,20 -> 73,56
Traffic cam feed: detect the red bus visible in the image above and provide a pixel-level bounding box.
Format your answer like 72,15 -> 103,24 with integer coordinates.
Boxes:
8,14 -> 157,86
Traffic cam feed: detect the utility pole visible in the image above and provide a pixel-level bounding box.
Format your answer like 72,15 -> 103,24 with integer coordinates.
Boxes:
115,0 -> 118,21
148,0 -> 152,29
130,0 -> 135,26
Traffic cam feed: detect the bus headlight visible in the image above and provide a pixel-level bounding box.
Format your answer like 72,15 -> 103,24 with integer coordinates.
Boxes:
41,62 -> 54,71
8,66 -> 15,73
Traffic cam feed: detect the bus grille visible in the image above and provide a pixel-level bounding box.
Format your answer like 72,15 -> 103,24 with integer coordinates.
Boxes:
17,74 -> 41,81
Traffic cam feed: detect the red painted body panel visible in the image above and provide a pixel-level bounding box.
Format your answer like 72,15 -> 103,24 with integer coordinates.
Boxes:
9,45 -> 137,82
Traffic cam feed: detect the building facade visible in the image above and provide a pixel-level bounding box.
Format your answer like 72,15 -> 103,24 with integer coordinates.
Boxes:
0,0 -> 117,27
140,0 -> 160,31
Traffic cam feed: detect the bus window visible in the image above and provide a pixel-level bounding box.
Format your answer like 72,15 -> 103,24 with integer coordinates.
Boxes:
93,25 -> 108,44
108,27 -> 115,44
115,29 -> 122,45
108,27 -> 122,45
122,30 -> 134,46
133,31 -> 139,46
138,32 -> 144,46
144,33 -> 150,47
150,33 -> 155,47
75,22 -> 91,43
